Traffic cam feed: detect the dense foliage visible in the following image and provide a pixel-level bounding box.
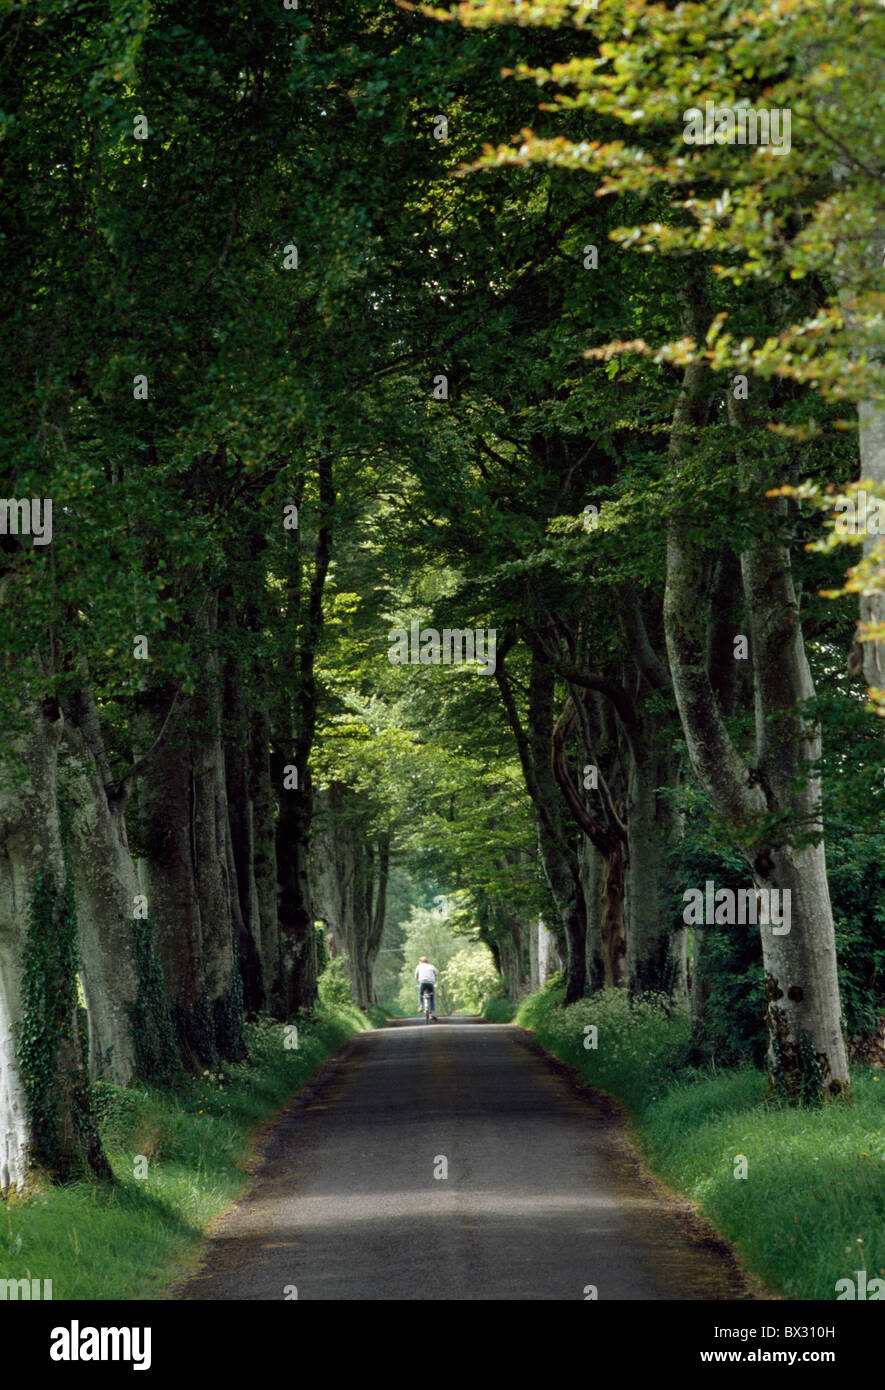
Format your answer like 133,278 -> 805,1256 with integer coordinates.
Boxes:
2,0 -> 885,1194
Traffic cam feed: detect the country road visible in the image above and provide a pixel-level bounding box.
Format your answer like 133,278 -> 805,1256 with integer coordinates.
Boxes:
175,1019 -> 754,1301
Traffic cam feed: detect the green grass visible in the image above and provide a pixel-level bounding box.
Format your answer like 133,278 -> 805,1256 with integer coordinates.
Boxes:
482,996 -> 517,1023
0,1003 -> 372,1299
370,1001 -> 408,1023
516,986 -> 885,1300
364,1003 -> 388,1027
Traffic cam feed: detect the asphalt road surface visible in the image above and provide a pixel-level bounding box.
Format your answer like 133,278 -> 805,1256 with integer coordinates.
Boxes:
176,1018 -> 753,1301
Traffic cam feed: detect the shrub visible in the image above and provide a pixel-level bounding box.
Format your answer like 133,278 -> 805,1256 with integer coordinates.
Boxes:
482,996 -> 516,1023
441,944 -> 499,1013
317,957 -> 353,1009
516,986 -> 690,1113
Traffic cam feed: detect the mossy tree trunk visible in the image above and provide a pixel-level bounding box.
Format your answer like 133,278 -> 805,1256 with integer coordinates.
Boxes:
0,698 -> 109,1191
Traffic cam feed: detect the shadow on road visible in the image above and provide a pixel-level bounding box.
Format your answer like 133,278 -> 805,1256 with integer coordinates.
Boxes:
174,1015 -> 755,1300
382,1015 -> 487,1028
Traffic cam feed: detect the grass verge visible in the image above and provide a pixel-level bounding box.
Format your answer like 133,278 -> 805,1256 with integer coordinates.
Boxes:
482,996 -> 517,1023
0,1003 -> 372,1299
516,985 -> 885,1300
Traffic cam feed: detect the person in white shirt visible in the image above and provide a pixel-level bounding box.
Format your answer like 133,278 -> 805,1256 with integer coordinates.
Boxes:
415,956 -> 438,1019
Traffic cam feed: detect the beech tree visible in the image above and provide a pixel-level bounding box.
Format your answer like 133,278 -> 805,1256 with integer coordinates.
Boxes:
438,0 -> 885,1095
5,0 -> 885,1201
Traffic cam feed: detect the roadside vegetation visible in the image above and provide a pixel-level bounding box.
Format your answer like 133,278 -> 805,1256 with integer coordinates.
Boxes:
0,992 -> 373,1300
516,983 -> 885,1300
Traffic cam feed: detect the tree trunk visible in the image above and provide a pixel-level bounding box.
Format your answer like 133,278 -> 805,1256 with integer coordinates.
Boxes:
60,672 -> 178,1086
0,943 -> 27,1194
190,605 -> 245,1060
311,787 -> 390,1009
690,928 -> 712,1048
601,840 -> 627,990
552,692 -> 627,990
495,651 -> 589,1003
135,684 -> 215,1068
529,914 -> 540,992
546,589 -> 682,998
492,911 -> 528,1001
527,662 -> 587,1003
831,156 -> 885,689
273,753 -> 318,1016
250,709 -> 285,1018
609,591 -> 683,995
663,285 -> 850,1097
222,608 -> 265,1016
0,699 -> 109,1190
741,523 -> 850,1097
61,709 -> 140,1084
135,598 -> 245,1063
271,455 -> 333,1017
578,837 -> 605,991
624,736 -> 679,994
858,400 -> 885,688
367,837 -> 390,1006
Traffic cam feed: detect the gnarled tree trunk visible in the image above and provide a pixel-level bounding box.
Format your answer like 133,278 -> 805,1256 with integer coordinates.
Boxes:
663,286 -> 850,1098
552,694 -> 627,989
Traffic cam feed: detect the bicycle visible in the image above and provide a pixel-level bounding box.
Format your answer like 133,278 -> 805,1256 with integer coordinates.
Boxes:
420,986 -> 434,1023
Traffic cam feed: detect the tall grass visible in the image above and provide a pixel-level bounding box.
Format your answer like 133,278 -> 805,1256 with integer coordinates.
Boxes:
481,996 -> 517,1023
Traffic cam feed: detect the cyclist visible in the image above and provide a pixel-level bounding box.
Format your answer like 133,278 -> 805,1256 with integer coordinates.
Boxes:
415,956 -> 438,1020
